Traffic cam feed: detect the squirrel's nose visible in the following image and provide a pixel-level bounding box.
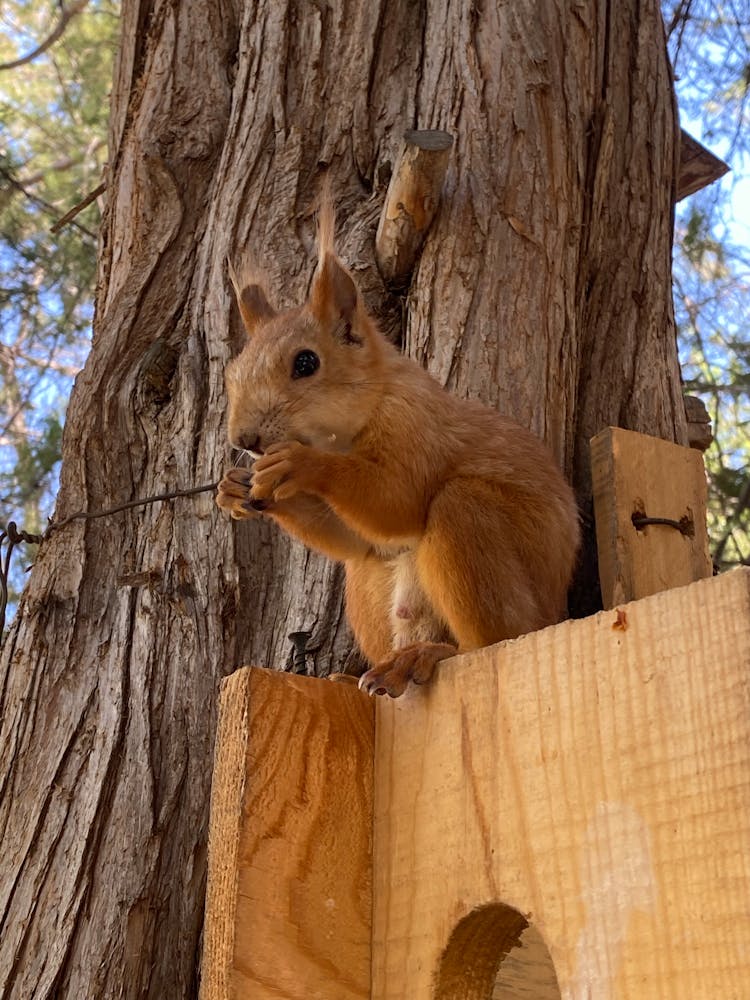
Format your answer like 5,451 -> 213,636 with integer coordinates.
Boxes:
231,432 -> 262,456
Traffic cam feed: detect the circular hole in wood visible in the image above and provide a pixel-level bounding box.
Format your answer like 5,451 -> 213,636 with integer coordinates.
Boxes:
492,924 -> 561,999
433,903 -> 561,1000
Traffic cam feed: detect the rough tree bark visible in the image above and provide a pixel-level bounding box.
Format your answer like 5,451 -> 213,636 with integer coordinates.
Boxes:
0,1 -> 686,997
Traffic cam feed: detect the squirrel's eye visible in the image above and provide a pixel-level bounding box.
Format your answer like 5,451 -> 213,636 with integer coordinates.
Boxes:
292,349 -> 320,379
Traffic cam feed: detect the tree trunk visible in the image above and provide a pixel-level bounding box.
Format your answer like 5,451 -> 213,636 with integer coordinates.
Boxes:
0,1 -> 685,997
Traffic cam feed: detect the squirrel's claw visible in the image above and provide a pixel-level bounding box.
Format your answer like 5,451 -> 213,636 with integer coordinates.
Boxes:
358,642 -> 457,698
223,467 -> 253,486
217,468 -> 266,519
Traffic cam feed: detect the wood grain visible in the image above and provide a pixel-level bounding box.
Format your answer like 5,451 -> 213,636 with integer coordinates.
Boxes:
591,427 -> 712,607
201,668 -> 374,1000
201,668 -> 253,1000
372,569 -> 750,999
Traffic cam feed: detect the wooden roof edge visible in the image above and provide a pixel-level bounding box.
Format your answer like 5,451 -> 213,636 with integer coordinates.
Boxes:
677,128 -> 730,201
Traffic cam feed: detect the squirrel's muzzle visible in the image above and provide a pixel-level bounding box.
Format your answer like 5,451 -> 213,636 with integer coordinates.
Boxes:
230,432 -> 263,458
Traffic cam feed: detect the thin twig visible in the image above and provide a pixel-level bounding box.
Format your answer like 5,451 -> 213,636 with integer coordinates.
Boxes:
0,165 -> 97,240
0,0 -> 90,72
714,475 -> 750,565
50,181 -> 106,234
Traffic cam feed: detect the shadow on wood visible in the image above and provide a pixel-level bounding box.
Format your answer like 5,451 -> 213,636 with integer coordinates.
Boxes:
492,924 -> 561,999
431,902 -> 561,1000
434,902 -> 529,1000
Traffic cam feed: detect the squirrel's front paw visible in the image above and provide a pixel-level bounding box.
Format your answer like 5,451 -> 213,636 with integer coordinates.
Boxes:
252,441 -> 321,502
358,642 -> 457,698
216,468 -> 268,520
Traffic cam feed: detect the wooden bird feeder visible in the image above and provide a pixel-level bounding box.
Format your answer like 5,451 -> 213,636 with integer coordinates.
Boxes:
199,430 -> 750,998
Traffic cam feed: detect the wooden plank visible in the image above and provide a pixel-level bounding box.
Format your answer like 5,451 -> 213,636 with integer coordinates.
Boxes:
200,667 -> 375,1000
201,667 -> 254,1000
591,426 -> 712,608
372,569 -> 750,999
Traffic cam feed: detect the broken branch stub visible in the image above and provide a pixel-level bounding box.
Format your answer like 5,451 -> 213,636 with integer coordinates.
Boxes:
375,129 -> 454,287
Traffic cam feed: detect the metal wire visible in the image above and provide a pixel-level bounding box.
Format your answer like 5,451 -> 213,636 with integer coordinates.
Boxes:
0,480 -> 219,641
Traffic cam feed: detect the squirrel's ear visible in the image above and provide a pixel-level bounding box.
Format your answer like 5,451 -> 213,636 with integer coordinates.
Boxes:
308,180 -> 363,342
309,253 -> 358,329
227,258 -> 276,337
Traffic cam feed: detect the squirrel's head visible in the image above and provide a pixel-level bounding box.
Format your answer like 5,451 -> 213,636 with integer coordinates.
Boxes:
225,196 -> 385,458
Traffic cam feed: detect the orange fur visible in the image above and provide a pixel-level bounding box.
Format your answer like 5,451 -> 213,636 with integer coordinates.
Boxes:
217,189 -> 581,697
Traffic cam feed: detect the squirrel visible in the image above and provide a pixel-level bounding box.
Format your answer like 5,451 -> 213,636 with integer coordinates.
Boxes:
216,189 -> 581,697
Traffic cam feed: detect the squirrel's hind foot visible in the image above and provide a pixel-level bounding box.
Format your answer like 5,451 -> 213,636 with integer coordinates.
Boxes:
358,641 -> 457,698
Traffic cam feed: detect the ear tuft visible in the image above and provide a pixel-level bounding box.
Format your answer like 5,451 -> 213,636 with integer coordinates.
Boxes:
309,178 -> 358,326
227,257 -> 276,337
311,253 -> 358,326
317,174 -> 336,259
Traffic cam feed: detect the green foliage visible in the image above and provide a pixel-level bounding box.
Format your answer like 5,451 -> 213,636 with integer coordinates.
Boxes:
0,0 -> 118,609
665,0 -> 750,569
